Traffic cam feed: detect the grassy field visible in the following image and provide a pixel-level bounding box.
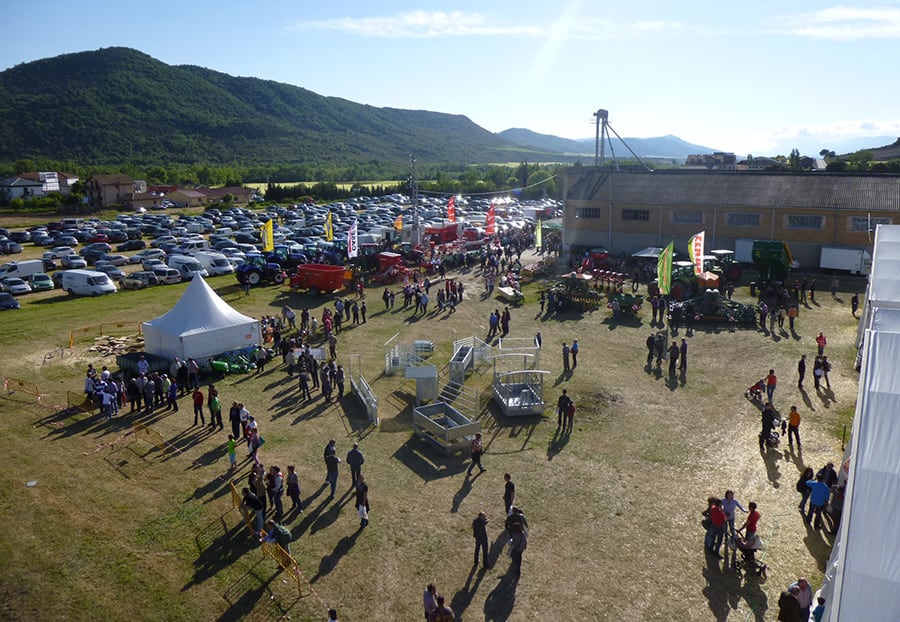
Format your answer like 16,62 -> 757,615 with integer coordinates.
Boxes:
0,255 -> 862,621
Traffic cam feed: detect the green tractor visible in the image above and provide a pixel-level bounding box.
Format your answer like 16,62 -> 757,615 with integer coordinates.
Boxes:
751,241 -> 793,285
549,272 -> 604,311
708,250 -> 743,284
670,261 -> 699,301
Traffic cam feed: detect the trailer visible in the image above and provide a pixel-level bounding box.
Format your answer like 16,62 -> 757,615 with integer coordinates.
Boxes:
820,246 -> 872,276
288,264 -> 345,295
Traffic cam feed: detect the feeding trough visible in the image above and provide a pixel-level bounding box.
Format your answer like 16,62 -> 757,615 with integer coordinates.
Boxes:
448,344 -> 474,385
491,353 -> 549,417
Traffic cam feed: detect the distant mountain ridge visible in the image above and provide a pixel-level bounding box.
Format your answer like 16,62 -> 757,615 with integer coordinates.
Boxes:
498,128 -> 717,159
0,47 -> 539,166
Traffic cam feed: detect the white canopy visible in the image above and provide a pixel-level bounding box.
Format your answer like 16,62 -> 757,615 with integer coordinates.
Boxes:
821,225 -> 900,621
142,276 -> 260,362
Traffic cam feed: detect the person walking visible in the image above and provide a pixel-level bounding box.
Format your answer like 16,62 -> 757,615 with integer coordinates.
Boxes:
821,356 -> 832,390
286,464 -> 303,512
809,277 -> 817,303
788,578 -> 814,622
269,465 -> 285,520
679,339 -> 688,372
472,511 -> 490,568
508,520 -> 528,576
556,389 -> 572,429
346,443 -> 365,487
429,595 -> 455,622
668,341 -> 679,376
721,490 -> 747,536
503,473 -> 515,515
797,466 -> 815,513
466,433 -> 486,476
564,399 -> 575,433
787,405 -> 802,449
192,387 -> 205,426
209,388 -> 223,430
570,339 -> 579,369
562,342 -> 571,372
765,369 -> 777,403
797,355 -> 806,389
355,475 -> 369,528
805,474 -> 831,530
325,451 -> 341,501
423,584 -> 438,621
777,586 -> 803,622
851,293 -> 859,317
646,333 -> 655,366
816,332 -> 827,356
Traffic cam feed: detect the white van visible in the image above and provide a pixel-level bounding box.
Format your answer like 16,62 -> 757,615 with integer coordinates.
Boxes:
194,251 -> 235,276
61,269 -> 118,296
167,255 -> 210,280
178,239 -> 210,256
0,259 -> 45,281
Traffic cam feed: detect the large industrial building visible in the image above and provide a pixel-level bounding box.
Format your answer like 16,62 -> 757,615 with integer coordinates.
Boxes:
562,168 -> 900,267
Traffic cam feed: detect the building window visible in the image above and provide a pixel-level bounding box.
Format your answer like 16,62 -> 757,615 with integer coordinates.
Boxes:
622,209 -> 650,222
726,212 -> 761,227
672,210 -> 704,225
785,215 -> 824,230
848,216 -> 891,232
575,208 -> 603,219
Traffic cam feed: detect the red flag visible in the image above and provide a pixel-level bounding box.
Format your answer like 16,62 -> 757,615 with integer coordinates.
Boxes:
486,202 -> 496,235
447,195 -> 456,223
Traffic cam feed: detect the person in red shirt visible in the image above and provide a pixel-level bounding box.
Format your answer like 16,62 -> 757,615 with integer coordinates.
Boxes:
192,387 -> 205,426
704,497 -> 728,556
816,332 -> 827,356
738,501 -> 761,541
765,369 -> 777,402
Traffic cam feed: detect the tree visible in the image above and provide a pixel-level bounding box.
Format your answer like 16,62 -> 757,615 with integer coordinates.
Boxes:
819,148 -> 836,158
789,148 -> 801,171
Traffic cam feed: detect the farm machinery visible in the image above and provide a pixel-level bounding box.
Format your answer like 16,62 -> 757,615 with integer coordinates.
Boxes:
547,272 -> 604,312
669,289 -> 757,326
236,253 -> 286,286
287,264 -> 346,295
371,252 -> 413,285
607,292 -> 644,317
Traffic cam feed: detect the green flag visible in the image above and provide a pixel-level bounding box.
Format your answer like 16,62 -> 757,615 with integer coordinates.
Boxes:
657,241 -> 674,295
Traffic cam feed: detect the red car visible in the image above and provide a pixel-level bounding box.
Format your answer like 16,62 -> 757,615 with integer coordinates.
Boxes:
88,233 -> 110,244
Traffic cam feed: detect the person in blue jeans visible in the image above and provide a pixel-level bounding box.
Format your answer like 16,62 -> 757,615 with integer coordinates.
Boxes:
325,452 -> 341,500
805,474 -> 831,530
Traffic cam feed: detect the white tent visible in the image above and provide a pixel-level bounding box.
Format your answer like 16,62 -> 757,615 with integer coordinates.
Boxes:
820,225 -> 900,621
142,276 -> 261,362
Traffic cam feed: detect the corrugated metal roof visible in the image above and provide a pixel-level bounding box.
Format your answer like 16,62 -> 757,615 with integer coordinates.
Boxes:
567,170 -> 900,212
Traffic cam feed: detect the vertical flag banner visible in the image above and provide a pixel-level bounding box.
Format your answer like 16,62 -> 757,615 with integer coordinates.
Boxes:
262,219 -> 274,251
486,202 -> 496,235
535,219 -> 543,249
688,230 -> 705,276
348,220 -> 359,258
325,211 -> 334,242
394,214 -> 403,232
447,195 -> 456,223
657,241 -> 674,295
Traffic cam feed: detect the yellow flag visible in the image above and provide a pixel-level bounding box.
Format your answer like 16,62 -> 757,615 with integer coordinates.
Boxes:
262,219 -> 274,251
394,214 -> 403,232
535,219 -> 543,249
325,211 -> 334,241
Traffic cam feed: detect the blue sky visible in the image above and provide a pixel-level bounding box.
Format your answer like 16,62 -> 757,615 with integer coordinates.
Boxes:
2,0 -> 899,156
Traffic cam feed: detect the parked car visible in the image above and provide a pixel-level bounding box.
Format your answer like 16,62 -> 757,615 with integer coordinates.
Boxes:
0,292 -> 20,310
116,239 -> 147,252
129,248 -> 166,264
87,233 -> 109,244
52,235 -> 79,247
0,241 -> 24,254
48,246 -> 75,259
42,257 -> 57,271
98,253 -> 128,266
9,231 -> 31,243
1,277 -> 32,295
61,255 -> 88,269
79,242 -> 111,256
122,270 -> 159,290
94,264 -> 126,284
151,266 -> 182,285
29,272 -> 55,291
142,258 -> 166,271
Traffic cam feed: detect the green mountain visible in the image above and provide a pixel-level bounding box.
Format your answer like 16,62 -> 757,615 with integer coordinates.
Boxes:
0,47 -> 540,166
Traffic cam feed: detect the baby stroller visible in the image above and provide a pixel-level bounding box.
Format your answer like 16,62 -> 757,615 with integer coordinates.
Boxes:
745,379 -> 765,400
728,533 -> 767,579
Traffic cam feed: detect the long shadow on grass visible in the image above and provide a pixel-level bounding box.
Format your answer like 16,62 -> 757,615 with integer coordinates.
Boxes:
546,426 -> 570,461
218,559 -> 289,622
478,401 -> 540,455
183,511 -> 258,592
451,564 -> 487,620
701,554 -> 768,621
392,434 -> 467,481
760,446 -> 783,488
483,565 -> 519,621
309,527 -> 363,584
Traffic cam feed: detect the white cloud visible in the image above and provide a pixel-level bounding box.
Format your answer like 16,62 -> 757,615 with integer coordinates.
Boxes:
290,11 -> 541,38
289,10 -> 689,40
780,6 -> 900,40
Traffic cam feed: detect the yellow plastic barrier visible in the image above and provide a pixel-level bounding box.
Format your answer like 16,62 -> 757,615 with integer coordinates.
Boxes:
3,377 -> 41,397
260,540 -> 304,597
131,422 -> 166,454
